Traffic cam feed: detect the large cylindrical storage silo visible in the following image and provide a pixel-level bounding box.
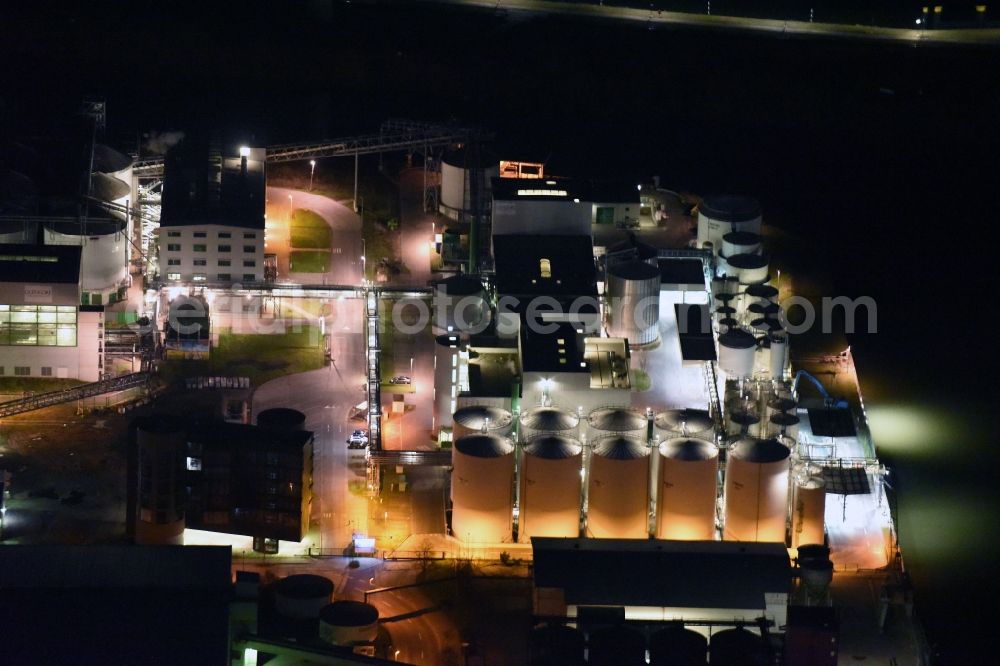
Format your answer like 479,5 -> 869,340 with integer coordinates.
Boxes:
434,334 -> 462,432
718,329 -> 757,378
696,195 -> 762,250
587,435 -> 650,538
721,230 -> 762,257
586,406 -> 647,441
44,218 -> 129,295
519,406 -> 580,440
452,405 -> 513,440
439,148 -> 500,221
275,574 -> 334,620
519,434 -> 583,541
529,624 -> 585,666
451,434 -> 515,543
649,626 -> 708,666
134,415 -> 186,545
434,274 -> 486,333
723,437 -> 792,543
318,601 -> 379,646
654,408 -> 715,440
769,333 -> 788,380
256,408 -> 306,434
606,260 -> 661,346
709,628 -> 768,666
607,236 -> 659,269
792,475 -> 827,549
588,626 -> 647,666
726,253 -> 770,284
656,437 -> 719,540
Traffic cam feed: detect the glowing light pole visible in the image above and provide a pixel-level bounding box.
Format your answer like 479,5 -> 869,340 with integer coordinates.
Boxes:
309,159 -> 316,191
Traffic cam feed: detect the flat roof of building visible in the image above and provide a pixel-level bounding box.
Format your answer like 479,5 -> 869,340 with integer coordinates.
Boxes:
493,234 -> 596,299
532,538 -> 790,611
520,320 -> 588,374
0,244 -> 81,284
492,178 -> 640,204
658,258 -> 706,290
190,420 -> 313,451
161,135 -> 266,229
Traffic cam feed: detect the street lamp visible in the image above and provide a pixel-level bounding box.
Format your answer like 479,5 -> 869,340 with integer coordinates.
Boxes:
288,194 -> 294,217
309,160 -> 316,191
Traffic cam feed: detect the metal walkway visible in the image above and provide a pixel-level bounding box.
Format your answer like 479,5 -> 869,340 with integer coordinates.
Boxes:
367,449 -> 452,466
0,372 -> 150,418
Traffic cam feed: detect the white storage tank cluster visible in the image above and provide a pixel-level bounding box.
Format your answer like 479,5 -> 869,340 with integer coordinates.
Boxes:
586,406 -> 648,441
769,332 -> 788,380
518,434 -> 583,541
587,434 -> 650,538
452,405 -> 513,440
451,434 -> 515,543
44,218 -> 129,296
653,408 -> 715,440
318,601 -> 380,646
433,274 -> 487,333
519,406 -> 580,440
697,195 -> 762,250
655,437 -> 719,540
439,147 -> 500,221
792,474 -> 827,549
434,334 -> 462,432
718,328 -> 758,378
725,252 -> 770,284
274,574 -> 334,620
606,259 -> 661,346
723,437 -> 792,543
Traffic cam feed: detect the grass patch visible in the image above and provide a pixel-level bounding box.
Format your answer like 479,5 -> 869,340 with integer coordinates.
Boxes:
211,327 -> 324,386
0,377 -> 87,395
630,369 -> 652,392
289,250 -> 331,273
290,208 -> 332,249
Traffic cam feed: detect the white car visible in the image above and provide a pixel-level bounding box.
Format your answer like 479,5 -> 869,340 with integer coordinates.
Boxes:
389,375 -> 411,385
347,429 -> 369,449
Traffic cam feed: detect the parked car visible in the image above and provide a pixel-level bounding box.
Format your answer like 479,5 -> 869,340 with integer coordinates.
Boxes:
388,375 -> 411,385
347,429 -> 369,449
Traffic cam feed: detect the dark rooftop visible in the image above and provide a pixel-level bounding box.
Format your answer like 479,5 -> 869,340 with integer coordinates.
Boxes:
492,234 -> 596,299
0,243 -> 81,284
658,258 -> 706,289
520,320 -> 588,374
161,135 -> 266,229
492,177 -> 640,204
532,538 -> 790,611
191,420 -> 314,452
674,303 -> 717,362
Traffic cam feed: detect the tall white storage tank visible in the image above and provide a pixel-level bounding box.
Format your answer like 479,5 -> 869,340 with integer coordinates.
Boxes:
319,601 -> 379,646
696,195 -> 762,249
433,274 -> 487,333
44,218 -> 129,294
718,328 -> 757,378
519,406 -> 580,439
655,437 -> 719,540
792,475 -> 827,548
587,435 -> 650,538
451,434 -> 515,544
769,333 -> 788,379
721,230 -> 763,257
439,148 -> 500,221
452,405 -> 513,440
654,408 -> 715,440
518,434 -> 583,541
723,437 -> 791,543
434,334 -> 462,432
727,253 -> 770,284
275,575 -> 334,620
606,260 -> 661,346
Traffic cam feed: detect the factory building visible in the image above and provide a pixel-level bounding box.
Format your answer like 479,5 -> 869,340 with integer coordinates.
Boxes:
491,178 -> 641,236
532,538 -> 790,630
0,245 -> 102,381
158,137 -> 266,284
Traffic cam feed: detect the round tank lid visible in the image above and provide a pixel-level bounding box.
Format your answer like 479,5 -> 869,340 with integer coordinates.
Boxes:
729,437 -> 791,463
729,410 -> 760,426
750,317 -> 783,332
714,306 -> 736,316
435,333 -> 462,347
608,260 -> 660,281
768,397 -> 798,412
524,434 -> 583,459
46,217 -> 126,236
453,405 -> 512,429
748,302 -> 780,315
654,408 -> 714,433
91,172 -> 131,201
436,274 -> 483,296
593,435 -> 649,459
92,143 -> 133,173
726,253 -> 768,269
520,406 -> 580,432
770,412 -> 800,426
319,600 -> 379,627
722,230 -> 762,245
700,195 -> 761,223
746,283 -> 779,299
715,292 -> 737,302
587,407 -> 647,432
659,437 -> 717,461
275,574 -> 334,599
719,328 -> 757,349
455,434 -> 514,457
718,317 -> 740,329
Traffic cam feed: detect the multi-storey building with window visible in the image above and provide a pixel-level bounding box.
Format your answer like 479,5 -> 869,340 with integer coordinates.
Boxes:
158,137 -> 266,284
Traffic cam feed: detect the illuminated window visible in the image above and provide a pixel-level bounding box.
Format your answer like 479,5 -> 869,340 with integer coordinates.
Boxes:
517,189 -> 567,197
540,258 -> 552,278
192,274 -> 207,282
167,272 -> 181,280
0,305 -> 76,347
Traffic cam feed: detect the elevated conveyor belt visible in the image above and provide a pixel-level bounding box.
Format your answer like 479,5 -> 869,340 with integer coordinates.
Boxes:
0,372 -> 150,418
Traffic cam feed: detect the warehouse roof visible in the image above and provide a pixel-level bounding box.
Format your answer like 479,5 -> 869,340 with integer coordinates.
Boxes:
520,321 -> 589,374
532,538 -> 790,610
0,243 -> 81,284
493,234 -> 596,299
